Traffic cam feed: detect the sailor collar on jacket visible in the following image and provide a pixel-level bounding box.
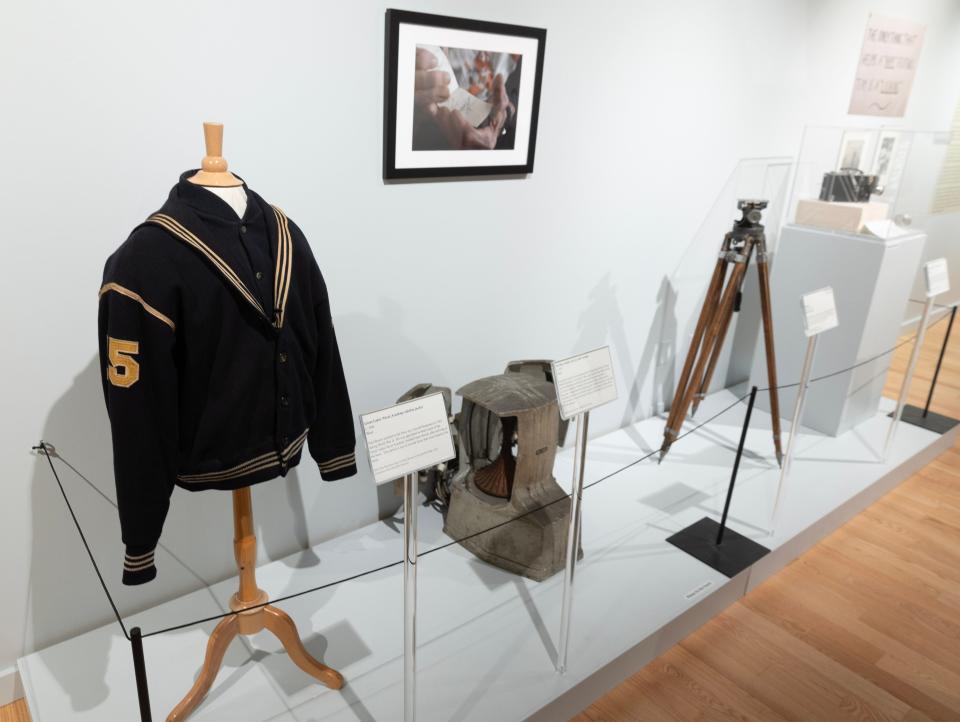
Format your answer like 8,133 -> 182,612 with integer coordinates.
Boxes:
147,171 -> 294,329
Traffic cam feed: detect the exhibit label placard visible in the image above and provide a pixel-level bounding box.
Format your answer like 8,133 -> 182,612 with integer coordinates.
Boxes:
801,287 -> 839,337
848,13 -> 926,118
551,346 -> 618,421
923,257 -> 950,297
360,393 -> 455,485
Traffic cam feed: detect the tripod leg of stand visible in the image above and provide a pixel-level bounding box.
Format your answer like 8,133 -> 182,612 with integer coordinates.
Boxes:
662,260 -> 748,460
692,242 -> 755,415
691,281 -> 742,415
664,257 -> 728,438
756,249 -> 784,465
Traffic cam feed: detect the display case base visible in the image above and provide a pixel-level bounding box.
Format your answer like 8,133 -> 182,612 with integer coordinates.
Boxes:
889,404 -> 960,434
18,389 -> 958,722
667,516 -> 770,578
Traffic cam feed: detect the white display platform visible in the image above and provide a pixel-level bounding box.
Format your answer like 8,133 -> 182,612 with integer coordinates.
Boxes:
752,223 -> 926,436
19,386 -> 956,722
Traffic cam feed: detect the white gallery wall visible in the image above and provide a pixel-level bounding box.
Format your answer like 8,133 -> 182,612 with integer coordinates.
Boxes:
2,0 -> 960,678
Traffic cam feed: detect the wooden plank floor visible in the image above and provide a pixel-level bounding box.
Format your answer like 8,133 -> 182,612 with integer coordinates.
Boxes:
574,314 -> 960,722
0,700 -> 28,722
3,316 -> 957,722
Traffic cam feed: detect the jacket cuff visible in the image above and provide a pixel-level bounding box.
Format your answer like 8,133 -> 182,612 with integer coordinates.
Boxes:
318,450 -> 357,481
123,545 -> 158,586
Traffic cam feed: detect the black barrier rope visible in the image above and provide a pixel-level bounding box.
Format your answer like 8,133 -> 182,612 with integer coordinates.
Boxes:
36,386 -> 751,641
35,442 -> 131,641
760,304 -> 954,393
35,304 -> 957,641
47,451 -> 215,592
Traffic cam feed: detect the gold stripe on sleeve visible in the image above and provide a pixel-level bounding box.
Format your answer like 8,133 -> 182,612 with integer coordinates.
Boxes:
320,457 -> 356,474
99,283 -> 175,331
319,451 -> 355,469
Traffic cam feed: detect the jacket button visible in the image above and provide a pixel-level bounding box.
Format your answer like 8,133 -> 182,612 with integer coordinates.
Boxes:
240,225 -> 248,234
280,395 -> 289,407
279,352 -> 288,363
282,435 -> 290,446
255,271 -> 263,280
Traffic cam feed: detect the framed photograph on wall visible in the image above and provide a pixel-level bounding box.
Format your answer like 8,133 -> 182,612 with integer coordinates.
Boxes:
835,130 -> 873,172
383,9 -> 547,179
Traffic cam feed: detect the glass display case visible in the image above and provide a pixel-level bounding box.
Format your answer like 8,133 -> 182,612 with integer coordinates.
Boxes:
786,125 -> 954,243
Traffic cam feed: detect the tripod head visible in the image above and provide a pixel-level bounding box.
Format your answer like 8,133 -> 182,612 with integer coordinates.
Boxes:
736,199 -> 767,227
729,199 -> 768,249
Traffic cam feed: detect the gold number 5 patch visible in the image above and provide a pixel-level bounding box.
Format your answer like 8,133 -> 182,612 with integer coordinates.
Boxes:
107,337 -> 140,388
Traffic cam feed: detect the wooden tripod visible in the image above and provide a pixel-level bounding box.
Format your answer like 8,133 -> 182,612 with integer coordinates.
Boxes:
167,488 -> 344,721
659,200 -> 783,465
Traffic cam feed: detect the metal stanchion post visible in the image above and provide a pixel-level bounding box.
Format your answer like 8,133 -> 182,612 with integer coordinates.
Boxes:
130,627 -> 152,722
884,296 -> 934,460
923,305 -> 956,417
771,335 -> 819,531
556,411 -> 589,674
403,472 -> 418,722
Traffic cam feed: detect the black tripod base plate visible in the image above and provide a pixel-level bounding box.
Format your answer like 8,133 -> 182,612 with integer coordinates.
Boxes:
667,516 -> 770,578
888,404 -> 960,435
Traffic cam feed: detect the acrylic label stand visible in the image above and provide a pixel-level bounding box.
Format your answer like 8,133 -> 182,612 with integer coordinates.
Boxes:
891,258 -> 959,435
884,258 -> 950,459
360,393 -> 456,722
550,347 -> 618,674
770,286 -> 839,531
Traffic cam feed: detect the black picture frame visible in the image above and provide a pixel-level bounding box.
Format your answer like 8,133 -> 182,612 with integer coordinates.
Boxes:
383,9 -> 547,180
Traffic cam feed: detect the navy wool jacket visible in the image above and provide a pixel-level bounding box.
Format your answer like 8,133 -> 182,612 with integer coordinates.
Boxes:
98,172 -> 357,585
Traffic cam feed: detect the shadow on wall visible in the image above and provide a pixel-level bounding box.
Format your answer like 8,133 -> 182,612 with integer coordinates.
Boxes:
620,277 -> 677,426
571,274 -> 677,441
26,356 -> 115,711
333,298 -> 448,522
26,356 -> 230,711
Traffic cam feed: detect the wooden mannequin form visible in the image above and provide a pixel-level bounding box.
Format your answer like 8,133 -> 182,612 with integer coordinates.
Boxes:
167,487 -> 344,720
187,122 -> 243,187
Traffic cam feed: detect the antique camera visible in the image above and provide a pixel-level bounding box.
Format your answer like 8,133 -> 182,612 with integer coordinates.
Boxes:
819,169 -> 883,203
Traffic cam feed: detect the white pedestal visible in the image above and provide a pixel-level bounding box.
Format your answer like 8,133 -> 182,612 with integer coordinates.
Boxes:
751,223 -> 926,436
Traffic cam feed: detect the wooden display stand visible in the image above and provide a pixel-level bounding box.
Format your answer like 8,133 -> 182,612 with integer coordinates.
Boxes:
167,488 -> 344,721
168,123 -> 343,721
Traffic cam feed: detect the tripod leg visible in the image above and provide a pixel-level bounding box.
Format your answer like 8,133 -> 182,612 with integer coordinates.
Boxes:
691,288 -> 738,415
691,243 -> 755,415
662,256 -> 728,447
756,249 -> 784,465
660,260 -> 747,461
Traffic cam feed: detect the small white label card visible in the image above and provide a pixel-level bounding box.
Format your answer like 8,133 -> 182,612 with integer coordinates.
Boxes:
801,287 -> 839,337
551,346 -> 618,421
923,257 -> 950,297
360,392 -> 455,485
